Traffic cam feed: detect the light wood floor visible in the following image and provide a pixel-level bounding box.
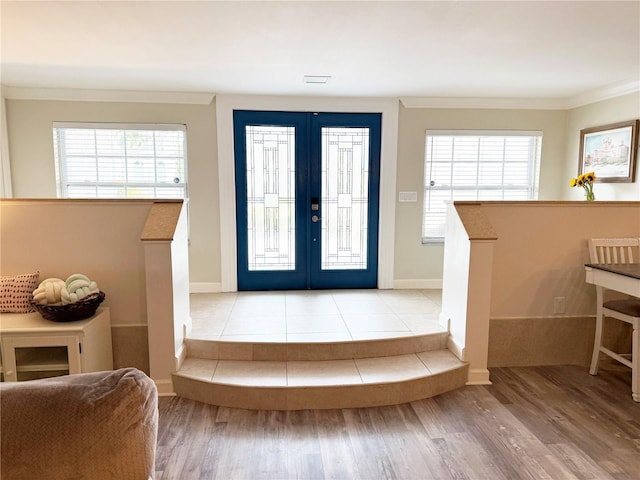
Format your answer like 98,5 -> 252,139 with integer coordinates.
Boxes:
156,362 -> 640,479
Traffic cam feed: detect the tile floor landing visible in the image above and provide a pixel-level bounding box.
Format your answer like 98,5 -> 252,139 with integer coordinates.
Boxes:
188,289 -> 444,343
176,289 -> 466,410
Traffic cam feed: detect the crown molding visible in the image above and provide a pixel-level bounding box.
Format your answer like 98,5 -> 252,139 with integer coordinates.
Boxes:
1,80 -> 637,110
401,79 -> 640,110
0,86 -> 215,105
399,96 -> 568,110
564,78 -> 640,109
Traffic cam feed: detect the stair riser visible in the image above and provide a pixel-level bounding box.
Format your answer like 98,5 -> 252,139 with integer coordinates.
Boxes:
172,365 -> 468,411
186,332 -> 448,361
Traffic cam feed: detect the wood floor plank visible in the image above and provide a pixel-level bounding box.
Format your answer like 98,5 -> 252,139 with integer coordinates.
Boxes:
156,365 -> 639,479
379,405 -> 441,478
177,401 -> 220,479
284,410 -> 325,480
341,407 -> 399,479
314,409 -> 360,480
254,410 -> 288,480
547,443 -> 616,480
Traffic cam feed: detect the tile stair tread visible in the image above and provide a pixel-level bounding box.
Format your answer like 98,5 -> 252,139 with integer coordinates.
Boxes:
186,327 -> 448,343
185,330 -> 449,361
175,349 -> 464,388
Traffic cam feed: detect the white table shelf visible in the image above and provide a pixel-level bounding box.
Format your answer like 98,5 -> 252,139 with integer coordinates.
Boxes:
0,307 -> 113,382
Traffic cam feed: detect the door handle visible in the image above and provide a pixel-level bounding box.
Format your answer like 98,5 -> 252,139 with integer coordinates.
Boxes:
311,215 -> 320,223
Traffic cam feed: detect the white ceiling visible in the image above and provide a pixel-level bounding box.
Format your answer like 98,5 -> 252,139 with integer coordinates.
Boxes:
1,1 -> 640,102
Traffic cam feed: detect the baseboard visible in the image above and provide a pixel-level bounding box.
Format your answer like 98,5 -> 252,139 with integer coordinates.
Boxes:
447,335 -> 464,360
154,378 -> 176,396
182,316 -> 193,338
438,312 -> 450,331
393,279 -> 443,289
488,315 -> 603,367
466,368 -> 492,385
175,343 -> 187,371
190,282 -> 222,293
192,280 -> 443,292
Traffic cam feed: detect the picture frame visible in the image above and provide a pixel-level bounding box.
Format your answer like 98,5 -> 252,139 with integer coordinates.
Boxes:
578,119 -> 639,183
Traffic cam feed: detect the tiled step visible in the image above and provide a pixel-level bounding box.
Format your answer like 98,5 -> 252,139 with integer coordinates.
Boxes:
172,349 -> 468,410
185,330 -> 448,361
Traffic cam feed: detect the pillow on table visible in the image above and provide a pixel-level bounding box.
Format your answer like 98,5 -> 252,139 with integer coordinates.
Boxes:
0,272 -> 39,313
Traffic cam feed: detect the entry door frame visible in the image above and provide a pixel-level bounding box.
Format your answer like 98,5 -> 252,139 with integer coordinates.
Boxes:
217,95 -> 399,292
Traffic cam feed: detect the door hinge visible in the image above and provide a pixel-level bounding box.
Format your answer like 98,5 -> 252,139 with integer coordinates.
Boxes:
79,343 -> 83,354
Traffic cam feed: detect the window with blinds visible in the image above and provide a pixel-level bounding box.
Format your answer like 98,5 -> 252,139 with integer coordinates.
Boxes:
53,123 -> 187,199
422,130 -> 542,242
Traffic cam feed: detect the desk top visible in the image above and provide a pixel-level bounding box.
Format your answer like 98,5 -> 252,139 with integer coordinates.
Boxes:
585,263 -> 640,280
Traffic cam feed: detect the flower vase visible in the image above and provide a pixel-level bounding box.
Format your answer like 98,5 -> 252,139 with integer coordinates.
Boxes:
585,190 -> 595,201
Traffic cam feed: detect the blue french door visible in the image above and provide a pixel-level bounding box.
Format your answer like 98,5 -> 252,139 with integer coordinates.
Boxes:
234,110 -> 381,290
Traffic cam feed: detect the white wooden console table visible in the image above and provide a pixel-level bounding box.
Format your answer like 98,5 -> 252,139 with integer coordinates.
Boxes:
585,263 -> 640,298
0,307 -> 112,382
585,263 -> 640,402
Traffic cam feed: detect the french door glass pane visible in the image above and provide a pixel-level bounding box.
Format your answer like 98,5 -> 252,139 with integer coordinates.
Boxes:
321,127 -> 369,270
245,125 -> 296,271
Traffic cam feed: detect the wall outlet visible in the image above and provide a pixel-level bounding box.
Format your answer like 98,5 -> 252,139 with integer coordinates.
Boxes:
553,297 -> 566,314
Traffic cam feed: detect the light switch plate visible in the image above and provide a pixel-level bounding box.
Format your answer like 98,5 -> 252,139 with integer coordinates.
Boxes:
398,191 -> 418,202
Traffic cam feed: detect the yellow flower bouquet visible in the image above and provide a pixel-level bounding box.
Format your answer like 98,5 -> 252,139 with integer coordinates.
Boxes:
570,171 -> 596,201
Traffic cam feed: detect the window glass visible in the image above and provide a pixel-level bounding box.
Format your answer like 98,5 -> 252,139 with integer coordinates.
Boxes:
423,131 -> 541,241
53,123 -> 187,199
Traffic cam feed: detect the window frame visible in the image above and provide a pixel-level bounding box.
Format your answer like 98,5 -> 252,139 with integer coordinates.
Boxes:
52,122 -> 188,200
422,129 -> 542,243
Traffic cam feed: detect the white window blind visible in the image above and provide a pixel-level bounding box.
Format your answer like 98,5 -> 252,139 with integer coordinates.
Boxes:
53,123 -> 187,199
423,130 -> 542,242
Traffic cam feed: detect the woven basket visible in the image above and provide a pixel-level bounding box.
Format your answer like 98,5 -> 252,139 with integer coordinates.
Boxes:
30,291 -> 106,322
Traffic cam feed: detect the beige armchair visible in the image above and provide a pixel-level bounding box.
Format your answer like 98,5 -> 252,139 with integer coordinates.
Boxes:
1,368 -> 158,479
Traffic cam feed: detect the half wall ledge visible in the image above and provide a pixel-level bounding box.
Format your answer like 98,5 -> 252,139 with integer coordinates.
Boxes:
140,200 -> 184,241
443,200 -> 640,386
140,200 -> 190,395
441,202 -> 496,386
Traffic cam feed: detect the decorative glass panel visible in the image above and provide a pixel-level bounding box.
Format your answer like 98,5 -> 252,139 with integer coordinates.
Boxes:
245,125 -> 296,271
321,127 -> 369,270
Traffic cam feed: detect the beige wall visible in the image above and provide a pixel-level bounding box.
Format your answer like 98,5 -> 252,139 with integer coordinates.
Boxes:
4,93 -> 639,287
395,105 -> 568,282
563,92 -> 640,201
442,201 -> 640,374
4,98 -> 220,287
394,92 -> 639,282
482,201 -> 639,367
0,199 -> 157,372
483,202 -> 640,317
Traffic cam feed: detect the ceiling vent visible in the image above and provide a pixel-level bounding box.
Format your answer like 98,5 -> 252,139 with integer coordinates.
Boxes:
303,75 -> 331,84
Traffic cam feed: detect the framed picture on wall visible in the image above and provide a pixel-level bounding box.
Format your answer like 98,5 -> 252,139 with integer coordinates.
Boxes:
579,120 -> 639,183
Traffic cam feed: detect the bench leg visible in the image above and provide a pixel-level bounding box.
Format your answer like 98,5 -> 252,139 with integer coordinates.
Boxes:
590,296 -> 604,376
632,321 -> 639,402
